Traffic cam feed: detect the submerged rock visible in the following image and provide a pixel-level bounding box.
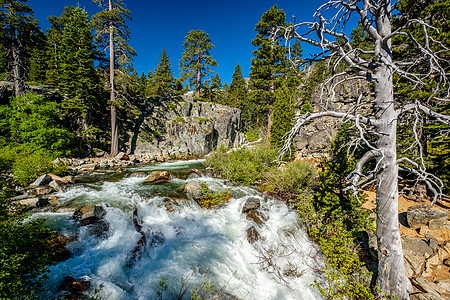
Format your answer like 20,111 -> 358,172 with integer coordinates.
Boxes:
247,226 -> 261,244
246,210 -> 265,225
144,170 -> 171,184
242,197 -> 260,214
73,205 -> 106,225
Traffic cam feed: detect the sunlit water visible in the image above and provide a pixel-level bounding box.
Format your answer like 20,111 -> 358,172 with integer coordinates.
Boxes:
31,160 -> 323,299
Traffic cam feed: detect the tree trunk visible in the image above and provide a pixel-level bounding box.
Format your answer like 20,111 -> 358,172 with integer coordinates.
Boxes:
374,3 -> 412,298
109,0 -> 119,157
81,115 -> 92,155
11,25 -> 24,96
195,54 -> 202,98
267,107 -> 273,141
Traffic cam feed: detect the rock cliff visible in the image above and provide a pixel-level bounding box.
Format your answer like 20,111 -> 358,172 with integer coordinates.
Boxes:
294,78 -> 373,158
128,96 -> 246,157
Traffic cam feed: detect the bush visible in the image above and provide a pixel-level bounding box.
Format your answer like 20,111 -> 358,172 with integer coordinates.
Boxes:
197,183 -> 231,208
0,179 -> 63,298
297,196 -> 376,300
12,150 -> 53,186
205,144 -> 278,185
264,160 -> 316,196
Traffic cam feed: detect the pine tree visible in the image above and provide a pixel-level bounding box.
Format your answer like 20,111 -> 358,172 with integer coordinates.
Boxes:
92,0 -> 136,157
0,0 -> 41,96
44,6 -> 77,86
180,29 -> 218,98
28,46 -> 47,84
269,83 -> 295,150
59,7 -> 103,155
153,48 -> 175,96
227,63 -> 249,122
392,0 -> 450,194
249,5 -> 288,135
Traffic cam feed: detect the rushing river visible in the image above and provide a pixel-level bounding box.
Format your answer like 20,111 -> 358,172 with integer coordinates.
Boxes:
30,160 -> 323,300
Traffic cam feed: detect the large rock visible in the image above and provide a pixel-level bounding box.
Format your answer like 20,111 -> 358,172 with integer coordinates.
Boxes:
424,219 -> 450,244
402,236 -> 434,275
28,187 -> 53,196
144,170 -> 171,184
116,152 -> 129,160
73,205 -> 106,225
411,277 -> 445,299
12,197 -> 49,208
59,276 -> 90,297
131,98 -> 246,156
242,197 -> 261,214
49,180 -> 65,192
407,204 -> 448,229
184,180 -> 203,200
28,174 -> 52,188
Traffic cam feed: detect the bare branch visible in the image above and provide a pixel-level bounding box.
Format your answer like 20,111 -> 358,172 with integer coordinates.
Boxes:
397,157 -> 444,204
397,102 -> 450,125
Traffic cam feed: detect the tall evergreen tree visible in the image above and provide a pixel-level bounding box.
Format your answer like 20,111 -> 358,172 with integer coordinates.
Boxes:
44,6 -> 77,86
0,0 -> 41,96
249,5 -> 288,136
269,83 -> 295,150
92,0 -> 136,157
153,48 -> 175,96
180,29 -> 218,98
227,63 -> 249,123
59,7 -> 103,155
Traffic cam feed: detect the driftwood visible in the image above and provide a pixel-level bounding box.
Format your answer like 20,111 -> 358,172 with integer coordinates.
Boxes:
127,206 -> 147,267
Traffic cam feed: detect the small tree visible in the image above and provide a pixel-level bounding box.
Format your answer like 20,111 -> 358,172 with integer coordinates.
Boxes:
153,48 -> 175,96
180,29 -> 218,98
279,1 -> 450,298
227,63 -> 247,107
269,83 -> 295,150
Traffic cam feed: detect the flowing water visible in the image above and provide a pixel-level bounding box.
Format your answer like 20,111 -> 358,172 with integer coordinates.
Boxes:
31,160 -> 323,300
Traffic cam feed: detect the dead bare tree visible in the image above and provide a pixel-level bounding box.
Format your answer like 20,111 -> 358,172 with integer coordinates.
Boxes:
278,0 -> 450,299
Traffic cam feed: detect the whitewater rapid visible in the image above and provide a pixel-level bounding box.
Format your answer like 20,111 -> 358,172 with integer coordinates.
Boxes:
33,160 -> 323,299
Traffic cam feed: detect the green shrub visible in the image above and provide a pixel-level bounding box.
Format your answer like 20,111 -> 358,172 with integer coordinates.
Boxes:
12,150 -> 53,186
245,128 -> 260,142
197,183 -> 230,208
264,160 -> 316,195
297,196 -> 376,300
0,179 -> 63,298
205,144 -> 278,185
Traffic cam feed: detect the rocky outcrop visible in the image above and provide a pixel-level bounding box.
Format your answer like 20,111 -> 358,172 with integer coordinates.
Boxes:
294,74 -> 373,158
407,204 -> 448,229
129,97 -> 246,157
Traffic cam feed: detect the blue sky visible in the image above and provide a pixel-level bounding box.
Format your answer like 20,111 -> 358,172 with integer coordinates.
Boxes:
29,0 -> 354,85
